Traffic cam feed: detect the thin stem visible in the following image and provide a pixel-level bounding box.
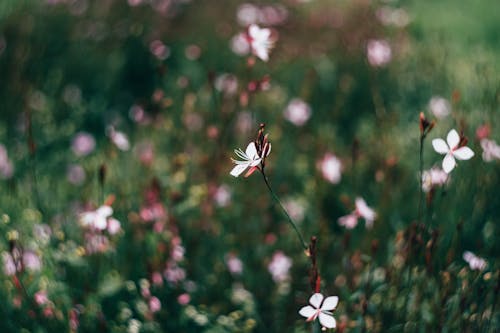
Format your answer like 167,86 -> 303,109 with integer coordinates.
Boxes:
260,170 -> 308,250
418,135 -> 424,224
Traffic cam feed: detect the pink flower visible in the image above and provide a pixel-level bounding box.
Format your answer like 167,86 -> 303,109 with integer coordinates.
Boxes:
463,251 -> 487,271
338,197 -> 377,229
35,290 -> 49,305
299,293 -> 338,329
283,98 -> 312,126
213,185 -> 231,207
67,164 -> 86,185
225,253 -> 243,275
268,251 -> 292,283
107,218 -> 121,235
150,40 -> 170,60
432,129 -> 474,173
429,96 -> 451,119
422,167 -> 448,192
0,143 -> 14,179
107,127 -> 130,151
72,132 -> 95,157
318,153 -> 342,184
177,293 -> 190,305
480,138 -> 500,162
149,296 -> 161,313
214,74 -> 238,97
367,39 -> 392,67
80,205 -> 114,230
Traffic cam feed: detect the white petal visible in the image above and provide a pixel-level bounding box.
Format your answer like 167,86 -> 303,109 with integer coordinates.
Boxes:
299,305 -> 317,319
309,293 -> 324,309
245,142 -> 258,159
338,214 -> 358,229
432,139 -> 449,154
254,46 -> 269,62
230,164 -> 248,177
94,216 -> 108,230
453,147 -> 474,160
249,158 -> 262,167
446,129 -> 460,149
442,154 -> 456,173
319,312 -> 336,328
97,205 -> 113,218
321,296 -> 339,311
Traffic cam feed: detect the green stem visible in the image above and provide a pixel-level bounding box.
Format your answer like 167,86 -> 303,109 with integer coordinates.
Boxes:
418,135 -> 424,224
260,170 -> 308,250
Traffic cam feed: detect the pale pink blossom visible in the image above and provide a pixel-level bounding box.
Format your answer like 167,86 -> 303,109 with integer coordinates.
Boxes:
480,138 -> 500,162
299,293 -> 338,329
230,33 -> 251,56
463,251 -> 487,271
214,74 -> 238,97
432,129 -> 474,173
283,98 -> 312,126
150,40 -> 170,60
72,132 -> 95,156
177,293 -> 190,305
236,3 -> 260,26
247,24 -> 276,62
0,143 -> 14,179
338,197 -> 377,229
283,198 -> 306,222
80,205 -> 114,230
268,251 -> 292,283
367,39 -> 392,67
35,290 -> 49,305
149,296 -> 161,313
213,185 -> 231,207
185,44 -> 201,60
152,272 -> 163,286
107,218 -> 121,235
225,253 -> 243,275
318,153 -> 342,184
107,127 -> 130,151
429,96 -> 451,119
84,234 -> 109,254
67,164 -> 86,185
422,167 -> 448,192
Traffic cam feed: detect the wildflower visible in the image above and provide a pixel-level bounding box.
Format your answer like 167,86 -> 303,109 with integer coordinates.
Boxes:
429,96 -> 451,119
422,167 -> 448,192
107,127 -> 130,151
366,39 -> 392,67
0,143 -> 14,179
225,252 -> 243,275
283,98 -> 312,126
318,153 -> 342,184
80,205 -> 114,230
480,138 -> 500,162
72,132 -> 95,157
268,251 -> 292,283
247,24 -> 276,62
67,164 -> 86,185
230,124 -> 271,177
463,251 -> 487,271
338,197 -> 377,229
432,129 -> 474,173
149,296 -> 161,313
299,293 -> 338,329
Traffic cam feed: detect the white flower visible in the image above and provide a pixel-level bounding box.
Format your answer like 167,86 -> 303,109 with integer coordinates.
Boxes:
480,138 -> 500,162
422,167 -> 448,192
366,39 -> 392,67
429,96 -> 451,119
432,129 -> 474,173
80,205 -> 113,230
283,98 -> 312,126
299,293 -> 338,329
338,197 -> 376,229
268,251 -> 292,283
463,251 -> 487,271
230,142 -> 270,177
248,24 -> 275,62
318,153 -> 342,184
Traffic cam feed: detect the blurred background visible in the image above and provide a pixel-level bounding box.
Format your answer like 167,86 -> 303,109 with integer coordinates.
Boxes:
0,0 -> 499,332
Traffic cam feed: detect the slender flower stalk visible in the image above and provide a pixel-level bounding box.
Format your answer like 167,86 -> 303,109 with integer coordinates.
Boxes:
418,113 -> 434,223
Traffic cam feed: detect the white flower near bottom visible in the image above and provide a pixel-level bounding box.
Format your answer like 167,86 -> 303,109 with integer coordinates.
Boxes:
230,141 -> 270,177
299,293 -> 338,329
432,129 -> 474,173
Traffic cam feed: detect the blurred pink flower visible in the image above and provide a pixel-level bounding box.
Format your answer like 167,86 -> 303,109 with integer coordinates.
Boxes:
215,73 -> 238,97
107,218 -> 121,235
299,293 -> 338,329
0,143 -> 14,179
150,40 -> 170,60
236,3 -> 260,26
476,124 -> 490,140
422,167 -> 448,192
429,96 -> 451,119
367,39 -> 392,67
283,98 -> 312,126
283,198 -> 306,222
268,251 -> 292,283
140,202 -> 166,222
107,127 -> 130,151
85,234 -> 110,254
185,44 -> 201,60
80,205 -> 114,230
152,272 -> 163,286
318,153 -> 342,184
230,33 -> 251,56
338,197 -> 376,229
480,138 -> 500,162
213,185 -> 231,207
72,132 -> 95,157
225,252 -> 243,275
164,261 -> 186,284
67,164 -> 86,185
149,296 -> 161,313
22,250 -> 42,271
35,290 -> 49,305
177,293 -> 190,305
463,251 -> 487,271
432,129 -> 474,173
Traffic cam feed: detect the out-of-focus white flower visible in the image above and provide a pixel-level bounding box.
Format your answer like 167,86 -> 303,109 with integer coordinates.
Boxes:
230,33 -> 251,56
72,132 -> 95,157
367,39 -> 392,67
107,127 -> 130,151
480,138 -> 500,162
429,96 -> 451,119
247,24 -> 275,62
432,129 -> 474,173
422,167 -> 448,192
0,143 -> 14,179
80,205 -> 114,230
463,251 -> 487,271
268,251 -> 292,283
338,197 -> 376,229
283,98 -> 312,126
299,293 -> 338,329
214,73 -> 238,97
67,164 -> 86,185
283,197 -> 306,222
214,185 -> 231,207
230,142 -> 270,177
318,153 -> 342,184
237,3 -> 260,26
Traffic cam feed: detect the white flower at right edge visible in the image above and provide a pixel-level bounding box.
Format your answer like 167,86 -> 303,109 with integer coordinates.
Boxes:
299,293 -> 338,329
432,129 -> 474,173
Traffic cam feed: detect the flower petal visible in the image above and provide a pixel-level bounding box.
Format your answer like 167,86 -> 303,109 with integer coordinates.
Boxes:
442,153 -> 456,173
309,293 -> 324,309
230,164 -> 248,177
432,138 -> 449,154
319,312 -> 336,328
453,147 -> 474,160
245,142 -> 258,159
321,296 -> 339,311
97,205 -> 113,218
446,129 -> 460,149
299,305 -> 317,319
244,166 -> 259,177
